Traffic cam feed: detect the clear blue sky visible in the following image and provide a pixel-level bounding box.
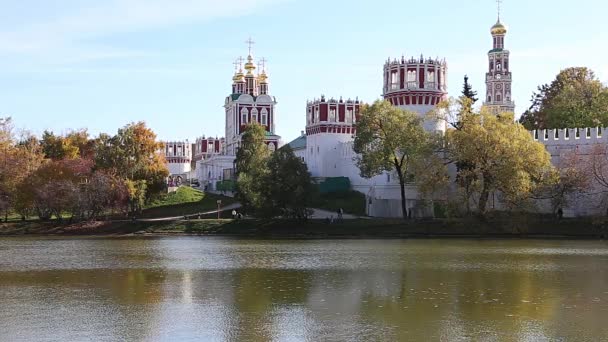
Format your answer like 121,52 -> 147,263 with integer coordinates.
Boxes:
1,0 -> 606,142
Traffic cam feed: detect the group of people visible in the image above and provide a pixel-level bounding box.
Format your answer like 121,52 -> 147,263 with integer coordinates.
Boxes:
231,210 -> 243,220
325,208 -> 344,224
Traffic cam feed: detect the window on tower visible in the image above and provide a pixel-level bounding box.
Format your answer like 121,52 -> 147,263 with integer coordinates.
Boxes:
490,61 -> 494,71
241,108 -> 248,124
346,109 -> 353,124
427,71 -> 435,89
488,95 -> 492,102
315,107 -> 319,123
261,108 -> 268,126
330,109 -> 336,122
504,60 -> 508,71
251,108 -> 258,123
407,70 -> 416,88
391,71 -> 399,90
496,63 -> 501,71
496,93 -> 502,102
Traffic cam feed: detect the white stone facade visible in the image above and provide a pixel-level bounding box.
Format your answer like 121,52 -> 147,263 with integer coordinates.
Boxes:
162,141 -> 193,186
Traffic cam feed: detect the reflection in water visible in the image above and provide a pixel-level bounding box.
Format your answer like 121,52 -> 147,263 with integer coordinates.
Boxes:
1,238 -> 608,341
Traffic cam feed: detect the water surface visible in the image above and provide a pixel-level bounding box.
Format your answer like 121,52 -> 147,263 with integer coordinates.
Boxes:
1,237 -> 608,341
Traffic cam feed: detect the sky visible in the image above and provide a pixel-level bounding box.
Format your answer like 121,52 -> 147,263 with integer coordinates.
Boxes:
1,0 -> 607,143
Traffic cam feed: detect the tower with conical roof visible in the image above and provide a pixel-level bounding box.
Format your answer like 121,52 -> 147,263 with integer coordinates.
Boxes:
484,0 -> 515,114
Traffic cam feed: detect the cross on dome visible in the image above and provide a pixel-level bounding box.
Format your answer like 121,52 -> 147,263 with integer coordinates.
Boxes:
245,37 -> 255,55
258,57 -> 267,72
496,0 -> 503,21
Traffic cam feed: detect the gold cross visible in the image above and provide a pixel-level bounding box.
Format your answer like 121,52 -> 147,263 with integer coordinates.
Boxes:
258,57 -> 267,72
497,0 -> 503,20
245,37 -> 255,55
232,60 -> 239,72
236,56 -> 244,70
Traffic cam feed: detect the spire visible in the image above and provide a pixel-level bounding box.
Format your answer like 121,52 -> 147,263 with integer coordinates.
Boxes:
491,0 -> 507,35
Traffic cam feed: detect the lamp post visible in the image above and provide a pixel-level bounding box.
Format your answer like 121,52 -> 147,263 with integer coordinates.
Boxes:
216,199 -> 222,220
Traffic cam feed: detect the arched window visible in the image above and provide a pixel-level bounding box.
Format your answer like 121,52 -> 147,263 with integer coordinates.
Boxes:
314,107 -> 319,122
240,107 -> 248,124
390,71 -> 399,89
251,108 -> 258,123
261,108 -> 268,126
496,63 -> 501,71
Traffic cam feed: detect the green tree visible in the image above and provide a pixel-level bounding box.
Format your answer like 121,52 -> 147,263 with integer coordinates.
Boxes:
235,123 -> 271,214
462,75 -> 478,112
447,110 -> 554,214
519,67 -> 608,129
353,100 -> 434,219
261,146 -> 315,219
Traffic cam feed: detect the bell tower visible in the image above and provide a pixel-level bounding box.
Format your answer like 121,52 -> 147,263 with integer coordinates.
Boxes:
484,0 -> 515,114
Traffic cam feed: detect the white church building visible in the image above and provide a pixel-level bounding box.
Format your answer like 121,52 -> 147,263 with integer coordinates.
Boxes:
196,43 -> 281,192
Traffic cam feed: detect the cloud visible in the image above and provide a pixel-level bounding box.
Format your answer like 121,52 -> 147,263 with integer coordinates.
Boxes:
0,0 -> 287,61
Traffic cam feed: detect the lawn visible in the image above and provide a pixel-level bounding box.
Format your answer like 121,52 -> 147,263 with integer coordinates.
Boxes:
312,190 -> 366,216
140,187 -> 236,218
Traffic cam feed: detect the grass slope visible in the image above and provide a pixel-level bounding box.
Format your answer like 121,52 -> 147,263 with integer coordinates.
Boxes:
141,187 -> 236,218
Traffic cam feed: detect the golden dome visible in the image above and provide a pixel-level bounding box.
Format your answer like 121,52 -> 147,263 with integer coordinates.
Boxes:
258,72 -> 268,84
232,71 -> 244,82
244,55 -> 256,75
491,20 -> 507,35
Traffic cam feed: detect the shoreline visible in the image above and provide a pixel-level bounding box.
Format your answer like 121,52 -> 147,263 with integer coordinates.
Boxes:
2,217 -> 608,239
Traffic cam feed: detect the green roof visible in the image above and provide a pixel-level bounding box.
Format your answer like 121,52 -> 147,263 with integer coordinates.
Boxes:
286,135 -> 307,150
489,48 -> 504,53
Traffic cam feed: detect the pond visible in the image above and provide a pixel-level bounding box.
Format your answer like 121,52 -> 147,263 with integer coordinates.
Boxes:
1,237 -> 607,341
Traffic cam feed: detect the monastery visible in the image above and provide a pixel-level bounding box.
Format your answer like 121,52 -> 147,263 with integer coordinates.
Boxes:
161,10 -> 606,218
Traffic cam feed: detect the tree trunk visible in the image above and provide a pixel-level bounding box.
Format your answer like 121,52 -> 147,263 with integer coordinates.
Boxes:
395,164 -> 408,220
478,178 -> 490,215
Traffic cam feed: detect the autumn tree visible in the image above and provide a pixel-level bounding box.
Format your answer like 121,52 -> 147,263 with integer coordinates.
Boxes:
534,151 -> 592,215
353,100 -> 435,219
519,67 -> 608,129
447,110 -> 554,215
40,129 -> 91,160
94,122 -> 169,206
0,118 -> 44,221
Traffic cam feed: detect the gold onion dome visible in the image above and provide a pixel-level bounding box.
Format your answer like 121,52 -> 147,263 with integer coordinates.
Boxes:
258,72 -> 268,84
244,55 -> 256,74
233,70 -> 244,82
491,20 -> 507,35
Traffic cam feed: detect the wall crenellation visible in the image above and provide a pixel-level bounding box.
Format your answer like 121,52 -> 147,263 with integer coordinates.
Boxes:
531,127 -> 607,145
